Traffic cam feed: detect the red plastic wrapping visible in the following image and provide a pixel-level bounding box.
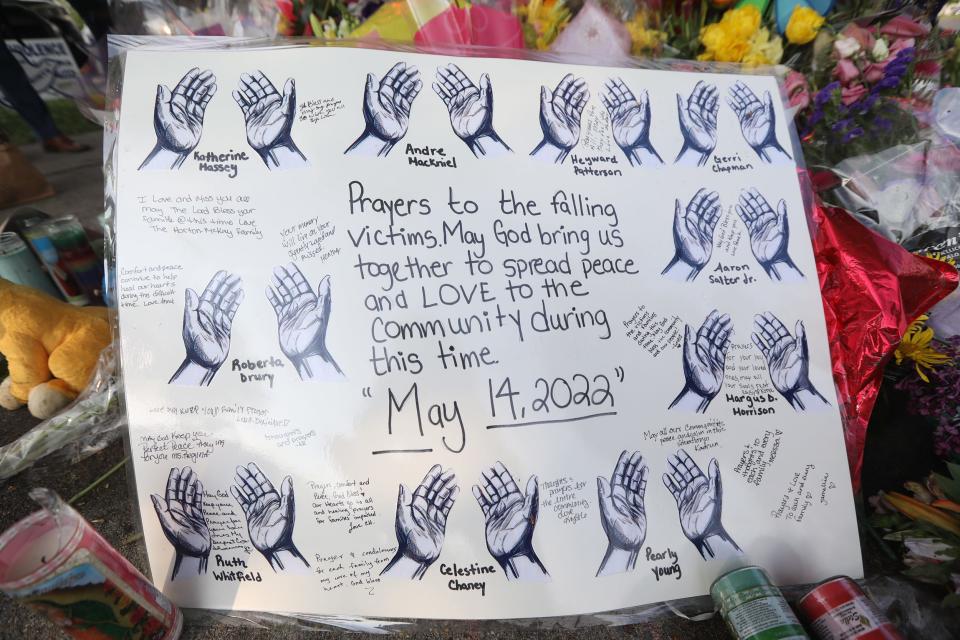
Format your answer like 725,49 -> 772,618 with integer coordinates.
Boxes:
810,199 -> 958,491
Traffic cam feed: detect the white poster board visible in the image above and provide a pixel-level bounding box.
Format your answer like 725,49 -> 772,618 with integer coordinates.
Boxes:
114,44 -> 862,619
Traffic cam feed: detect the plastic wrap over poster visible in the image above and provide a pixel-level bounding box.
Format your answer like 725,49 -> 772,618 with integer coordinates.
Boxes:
114,44 -> 862,618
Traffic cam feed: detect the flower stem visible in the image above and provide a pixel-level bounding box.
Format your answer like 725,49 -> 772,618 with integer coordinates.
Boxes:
69,456 -> 128,505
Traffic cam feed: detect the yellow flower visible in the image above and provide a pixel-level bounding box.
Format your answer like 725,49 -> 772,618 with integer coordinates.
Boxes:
722,5 -> 761,41
624,11 -> 667,54
699,6 -> 764,63
895,315 -> 952,382
743,27 -> 783,65
716,40 -> 751,62
701,22 -> 729,52
518,0 -> 571,50
785,6 -> 825,45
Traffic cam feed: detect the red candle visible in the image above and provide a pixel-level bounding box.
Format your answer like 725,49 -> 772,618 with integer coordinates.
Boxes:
0,503 -> 182,639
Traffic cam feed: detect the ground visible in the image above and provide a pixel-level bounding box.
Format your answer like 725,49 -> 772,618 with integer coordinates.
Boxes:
0,131 -> 731,639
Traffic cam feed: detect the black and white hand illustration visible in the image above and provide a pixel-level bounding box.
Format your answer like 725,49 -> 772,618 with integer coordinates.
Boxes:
230,462 -> 309,571
433,64 -> 511,158
233,71 -> 308,170
662,449 -> 740,561
736,188 -> 804,282
139,68 -> 216,170
530,74 -> 589,164
169,271 -> 243,387
662,188 -> 721,281
669,310 -> 732,413
601,77 -> 663,167
381,465 -> 459,580
345,62 -> 422,157
473,462 -> 549,581
727,81 -> 791,163
675,81 -> 718,166
752,312 -> 831,412
266,263 -> 344,381
596,451 -> 648,577
151,467 -> 210,580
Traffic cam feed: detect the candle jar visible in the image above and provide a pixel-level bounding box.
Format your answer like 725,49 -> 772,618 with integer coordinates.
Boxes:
0,232 -> 61,298
0,501 -> 182,639
21,218 -> 90,306
42,215 -> 103,303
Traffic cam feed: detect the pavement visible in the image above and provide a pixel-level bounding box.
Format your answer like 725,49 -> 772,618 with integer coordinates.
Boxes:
0,134 -> 731,639
0,131 -> 106,234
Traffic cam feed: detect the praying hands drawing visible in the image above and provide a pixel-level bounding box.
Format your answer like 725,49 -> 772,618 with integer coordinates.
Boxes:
169,271 -> 244,387
663,449 -> 740,561
473,462 -> 549,581
675,81 -> 719,166
233,71 -> 308,169
662,188 -> 721,281
266,263 -> 344,381
727,81 -> 791,163
433,64 -> 511,158
140,68 -> 216,170
736,188 -> 804,281
601,77 -> 663,167
381,465 -> 459,580
531,74 -> 589,164
596,451 -> 648,576
151,467 -> 210,579
752,312 -> 831,412
669,310 -> 733,413
231,462 -> 309,571
346,62 -> 422,157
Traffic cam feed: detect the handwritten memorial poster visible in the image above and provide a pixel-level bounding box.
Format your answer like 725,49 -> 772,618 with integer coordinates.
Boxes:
114,44 -> 862,618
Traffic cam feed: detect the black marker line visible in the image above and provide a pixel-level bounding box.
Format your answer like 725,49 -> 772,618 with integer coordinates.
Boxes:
486,411 -> 618,430
371,448 -> 434,455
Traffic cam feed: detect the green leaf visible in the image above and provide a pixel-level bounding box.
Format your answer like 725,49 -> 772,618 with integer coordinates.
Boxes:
943,593 -> 960,608
933,472 -> 960,504
946,461 -> 960,481
903,563 -> 953,584
869,512 -> 904,529
883,528 -> 930,542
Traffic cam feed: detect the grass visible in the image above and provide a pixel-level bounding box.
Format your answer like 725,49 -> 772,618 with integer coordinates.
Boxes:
0,100 -> 100,145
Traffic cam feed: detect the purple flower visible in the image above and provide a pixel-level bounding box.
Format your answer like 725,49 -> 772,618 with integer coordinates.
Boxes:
859,94 -> 879,112
877,76 -> 902,90
842,127 -> 865,142
874,117 -> 892,131
831,118 -> 852,132
815,82 -> 840,107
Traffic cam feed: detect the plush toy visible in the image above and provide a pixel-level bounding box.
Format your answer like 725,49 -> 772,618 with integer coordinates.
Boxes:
0,278 -> 110,419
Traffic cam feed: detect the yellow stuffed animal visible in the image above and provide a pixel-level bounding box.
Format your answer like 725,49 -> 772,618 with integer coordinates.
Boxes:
0,278 -> 111,419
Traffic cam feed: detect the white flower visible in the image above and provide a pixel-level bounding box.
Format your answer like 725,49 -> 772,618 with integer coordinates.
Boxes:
834,36 -> 861,59
905,537 -> 953,561
872,38 -> 890,61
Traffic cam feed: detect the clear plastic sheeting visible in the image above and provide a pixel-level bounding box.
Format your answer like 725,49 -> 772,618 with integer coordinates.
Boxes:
102,35 -> 854,633
0,345 -> 124,481
109,0 -> 279,38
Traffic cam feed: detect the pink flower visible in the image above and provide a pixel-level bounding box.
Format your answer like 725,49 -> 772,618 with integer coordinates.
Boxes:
864,62 -> 886,83
841,23 -> 876,51
841,83 -> 868,105
916,60 -> 941,77
834,58 -> 861,84
881,15 -> 930,38
785,71 -> 810,110
889,37 -> 916,56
